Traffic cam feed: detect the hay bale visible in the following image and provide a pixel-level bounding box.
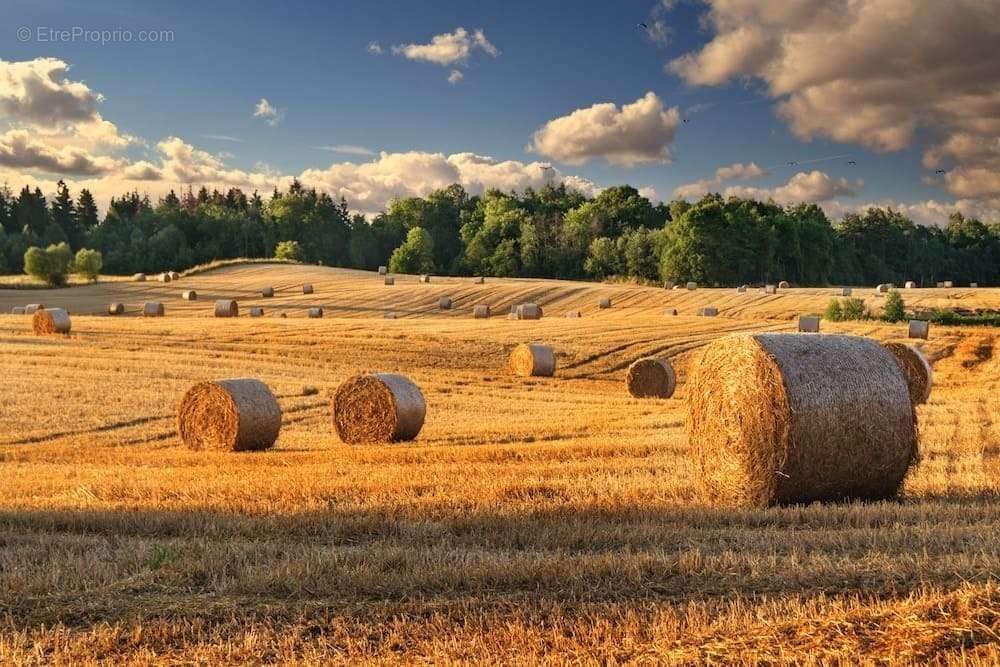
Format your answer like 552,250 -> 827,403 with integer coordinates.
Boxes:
626,357 -> 676,399
24,304 -> 44,314
598,297 -> 611,309
883,342 -> 933,405
970,282 -> 978,288
763,285 -> 777,295
908,319 -> 929,340
32,308 -> 71,335
663,281 -> 675,290
474,276 -> 484,284
182,290 -> 198,301
261,287 -> 274,298
158,273 -> 172,283
249,307 -> 264,317
378,266 -> 387,276
438,296 -> 452,310
840,287 -> 853,296
132,273 -> 146,282
565,311 -> 582,318
663,307 -> 678,316
11,307 -> 25,315
108,303 -> 124,315
170,271 -> 180,280
302,284 -> 314,295
943,280 -> 953,288
935,282 -> 944,288
904,281 -> 916,289
737,285 -> 748,293
384,312 -> 397,319
332,373 -> 426,444
876,283 -> 890,294
698,307 -> 719,317
672,285 -> 682,290
177,378 -> 281,451
384,276 -> 395,286
507,312 -> 519,320
516,303 -> 543,320
419,274 -> 431,283
686,282 -> 697,290
778,280 -> 790,289
798,315 -> 820,333
143,302 -> 165,317
473,304 -> 491,319
686,333 -> 917,507
214,300 -> 238,318
508,343 -> 556,377
308,307 -> 324,318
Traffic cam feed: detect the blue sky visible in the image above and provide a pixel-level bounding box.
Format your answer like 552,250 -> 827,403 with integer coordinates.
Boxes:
0,0 -> 996,224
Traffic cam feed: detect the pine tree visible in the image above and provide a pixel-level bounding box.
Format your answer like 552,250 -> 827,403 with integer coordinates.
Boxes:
51,180 -> 84,249
76,189 -> 99,232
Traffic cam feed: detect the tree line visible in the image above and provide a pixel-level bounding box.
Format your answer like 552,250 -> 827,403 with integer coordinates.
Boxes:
1,179 -> 997,286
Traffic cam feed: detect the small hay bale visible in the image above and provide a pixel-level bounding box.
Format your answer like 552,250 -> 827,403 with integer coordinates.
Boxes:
883,342 -> 932,405
332,373 -> 426,444
177,378 -> 281,451
32,308 -> 71,335
943,280 -> 953,288
132,273 -> 146,282
686,282 -> 697,290
686,333 -> 917,508
908,319 -> 929,340
474,276 -> 484,284
378,266 -> 387,276
736,285 -> 748,293
970,282 -> 978,288
169,271 -> 180,280
516,303 -> 542,320
214,300 -> 238,318
308,307 -> 324,318
876,283 -> 890,294
438,296 -> 452,310
565,311 -> 582,318
626,357 -> 675,399
262,287 -> 274,298
384,276 -> 395,286
663,281 -> 675,290
108,303 -> 124,315
302,284 -> 314,295
182,290 -> 198,301
249,307 -> 264,317
698,307 -> 719,317
507,312 -> 519,320
473,304 -> 491,319
840,287 -> 853,296
158,273 -> 172,283
384,311 -> 397,319
663,307 -> 678,316
25,304 -> 44,314
935,282 -> 944,288
798,315 -> 820,333
763,285 -> 777,295
904,281 -> 916,289
598,297 -> 611,309
419,274 -> 431,283
11,307 -> 25,315
508,343 -> 556,377
778,281 -> 790,289
143,302 -> 164,317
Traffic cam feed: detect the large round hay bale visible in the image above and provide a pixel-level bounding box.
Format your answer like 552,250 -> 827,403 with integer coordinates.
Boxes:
508,343 -> 555,377
108,303 -> 124,315
565,310 -> 582,318
261,287 -> 274,298
798,315 -> 820,333
32,308 -> 71,335
132,273 -> 146,282
598,296 -> 611,309
302,283 -> 314,295
177,378 -> 281,451
686,333 -> 917,508
11,306 -> 25,315
182,290 -> 198,301
736,285 -> 748,293
663,281 -> 675,290
943,280 -> 953,288
214,299 -> 238,318
686,282 -> 698,290
143,302 -> 164,317
908,319 -> 929,340
698,306 -> 719,317
970,282 -> 979,288
168,271 -> 180,281
763,285 -> 777,295
332,373 -> 426,444
516,303 -> 542,320
883,342 -> 932,405
778,280 -> 790,289
438,296 -> 452,310
626,357 -> 675,399
24,304 -> 43,314
904,281 -> 916,289
158,273 -> 172,283
473,276 -> 484,284
308,307 -> 323,318
249,307 -> 264,317
876,283 -> 890,294
419,274 -> 431,283
473,304 -> 491,319
378,265 -> 387,276
384,276 -> 395,286
840,287 -> 853,296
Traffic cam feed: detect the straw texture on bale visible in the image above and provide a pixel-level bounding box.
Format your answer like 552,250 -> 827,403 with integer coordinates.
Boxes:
159,273 -> 172,283
439,296 -> 452,310
508,343 -> 556,377
32,308 -> 71,335
108,303 -> 124,315
177,378 -> 281,452
883,342 -> 933,405
516,303 -> 542,320
302,284 -> 314,294
378,266 -> 387,275
249,307 -> 264,317
11,306 -> 25,315
262,287 -> 274,298
598,297 -> 612,309
24,304 -> 43,314
798,315 -> 820,333
132,273 -> 146,282
419,275 -> 431,283
473,304 -> 491,319
698,307 -> 719,317
686,333 -> 918,508
626,357 -> 676,399
332,373 -> 426,444
686,282 -> 697,290
565,311 -> 582,318
308,307 -> 323,318
182,290 -> 197,301
143,302 -> 164,317
904,281 -> 916,289
841,287 -> 853,296
778,281 -> 790,289
214,300 -> 238,318
663,307 -> 678,316
908,319 -> 929,340
384,276 -> 395,286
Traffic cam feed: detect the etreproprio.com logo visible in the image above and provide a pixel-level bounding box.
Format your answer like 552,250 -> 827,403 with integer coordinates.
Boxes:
17,26 -> 174,45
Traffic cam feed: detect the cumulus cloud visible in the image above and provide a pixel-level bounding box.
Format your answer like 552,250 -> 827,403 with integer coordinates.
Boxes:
665,0 -> 1000,217
0,58 -> 102,126
530,92 -> 680,166
724,170 -> 860,204
447,69 -> 464,85
253,98 -> 284,126
673,161 -> 766,199
392,27 -> 498,66
0,128 -> 123,175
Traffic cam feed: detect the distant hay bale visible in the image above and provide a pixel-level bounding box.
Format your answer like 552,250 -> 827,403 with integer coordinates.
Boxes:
663,281 -> 675,290
698,307 -> 719,317
249,307 -> 264,317
778,281 -> 790,289
182,290 -> 198,301
419,274 -> 431,283
474,276 -> 484,284
473,304 -> 491,319
737,285 -> 748,293
908,319 -> 929,340
663,307 -> 678,316
626,357 -> 676,399
11,307 -> 25,315
384,276 -> 395,286
214,299 -> 238,318
24,304 -> 43,314
332,373 -> 426,444
763,285 -> 777,295
943,280 -> 953,288
565,311 -> 582,318
168,271 -> 180,281
935,282 -> 944,288
302,284 -> 314,295
308,307 -> 324,318
904,281 -> 916,289
378,266 -> 387,276
438,296 -> 452,310
177,378 -> 281,452
686,282 -> 697,290
883,342 -> 933,405
32,307 -> 71,335
876,283 -> 890,294
598,296 -> 611,309
798,315 -> 820,333
108,303 -> 124,315
841,287 -> 853,296
384,312 -> 397,319
158,273 -> 172,283
686,333 -> 917,508
143,302 -> 164,317
132,273 -> 146,282
508,343 -> 556,377
970,282 -> 978,288
507,313 -> 519,320
516,303 -> 542,320
261,287 -> 274,298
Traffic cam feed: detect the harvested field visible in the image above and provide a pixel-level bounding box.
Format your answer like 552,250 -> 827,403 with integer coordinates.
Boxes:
0,262 -> 999,663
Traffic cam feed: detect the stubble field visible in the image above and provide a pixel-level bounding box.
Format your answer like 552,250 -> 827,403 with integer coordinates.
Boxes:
1,263 -> 999,664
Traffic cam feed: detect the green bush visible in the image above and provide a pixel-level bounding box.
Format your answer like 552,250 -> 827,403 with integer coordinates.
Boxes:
73,248 -> 103,281
23,242 -> 73,286
823,298 -> 843,321
841,297 -> 868,320
274,240 -> 304,262
389,227 -> 436,275
882,289 -> 905,322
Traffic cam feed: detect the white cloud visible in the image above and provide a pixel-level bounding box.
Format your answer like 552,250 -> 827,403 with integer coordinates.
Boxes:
674,161 -> 767,199
0,128 -> 123,175
447,69 -> 464,85
392,27 -> 498,66
366,41 -> 383,55
723,170 -> 860,204
312,144 -> 376,156
253,98 -> 284,126
530,92 -> 680,166
0,57 -> 102,126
